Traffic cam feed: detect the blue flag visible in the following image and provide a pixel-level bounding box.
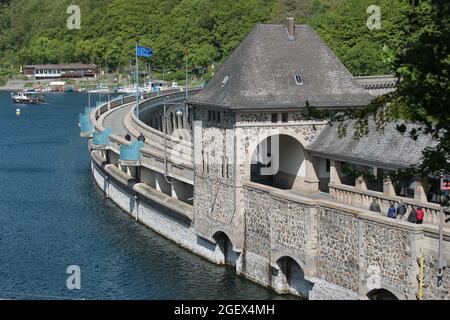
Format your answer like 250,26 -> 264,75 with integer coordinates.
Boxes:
136,45 -> 153,57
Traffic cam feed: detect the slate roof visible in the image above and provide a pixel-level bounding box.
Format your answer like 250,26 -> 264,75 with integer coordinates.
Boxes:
189,24 -> 373,110
306,120 -> 438,169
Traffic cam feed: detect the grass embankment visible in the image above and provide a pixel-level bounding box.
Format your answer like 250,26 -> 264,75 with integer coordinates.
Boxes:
0,69 -> 13,86
0,67 -> 21,87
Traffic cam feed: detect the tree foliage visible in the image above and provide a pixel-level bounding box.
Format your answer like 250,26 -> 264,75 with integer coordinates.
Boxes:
380,0 -> 450,176
0,0 -> 412,78
312,0 -> 450,181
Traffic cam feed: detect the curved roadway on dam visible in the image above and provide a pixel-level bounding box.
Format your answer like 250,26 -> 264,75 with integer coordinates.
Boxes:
103,102 -> 132,138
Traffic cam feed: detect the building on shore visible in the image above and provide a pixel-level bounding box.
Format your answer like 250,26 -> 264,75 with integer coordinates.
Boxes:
82,18 -> 449,300
23,64 -> 99,79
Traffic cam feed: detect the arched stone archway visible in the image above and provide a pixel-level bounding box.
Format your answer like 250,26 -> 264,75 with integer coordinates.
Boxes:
367,288 -> 399,300
275,256 -> 314,298
213,231 -> 239,267
250,134 -> 306,190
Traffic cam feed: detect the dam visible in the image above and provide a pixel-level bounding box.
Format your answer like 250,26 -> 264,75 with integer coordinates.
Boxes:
79,22 -> 449,300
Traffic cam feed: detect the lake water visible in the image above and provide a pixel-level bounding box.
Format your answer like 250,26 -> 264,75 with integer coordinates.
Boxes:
0,91 -> 286,300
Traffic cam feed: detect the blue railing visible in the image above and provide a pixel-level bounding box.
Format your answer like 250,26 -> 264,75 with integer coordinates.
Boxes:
120,141 -> 144,162
92,128 -> 113,146
79,106 -> 94,135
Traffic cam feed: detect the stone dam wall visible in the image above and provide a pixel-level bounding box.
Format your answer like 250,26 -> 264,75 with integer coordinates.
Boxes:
90,152 -> 449,300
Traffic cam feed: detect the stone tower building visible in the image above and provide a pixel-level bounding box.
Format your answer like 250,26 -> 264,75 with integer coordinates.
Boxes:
188,21 -> 373,269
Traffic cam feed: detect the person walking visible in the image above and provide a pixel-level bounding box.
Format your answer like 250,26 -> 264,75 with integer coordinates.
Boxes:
416,207 -> 424,224
387,203 -> 397,219
397,202 -> 407,221
138,132 -> 146,142
407,207 -> 417,224
369,200 -> 381,213
125,133 -> 131,142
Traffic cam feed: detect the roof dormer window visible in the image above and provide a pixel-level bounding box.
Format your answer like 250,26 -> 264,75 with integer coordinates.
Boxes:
294,74 -> 303,85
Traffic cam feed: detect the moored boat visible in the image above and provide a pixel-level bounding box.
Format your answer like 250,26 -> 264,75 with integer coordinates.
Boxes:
10,90 -> 45,104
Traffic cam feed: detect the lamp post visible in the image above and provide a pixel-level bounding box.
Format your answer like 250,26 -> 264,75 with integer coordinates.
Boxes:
163,100 -> 184,184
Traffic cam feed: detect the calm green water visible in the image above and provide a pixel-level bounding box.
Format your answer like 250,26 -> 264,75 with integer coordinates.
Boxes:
0,91 -> 285,300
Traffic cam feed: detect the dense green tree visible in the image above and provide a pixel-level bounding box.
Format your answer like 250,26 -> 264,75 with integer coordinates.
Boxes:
379,0 -> 449,177
0,0 -> 437,83
310,0 -> 450,182
309,0 -> 410,75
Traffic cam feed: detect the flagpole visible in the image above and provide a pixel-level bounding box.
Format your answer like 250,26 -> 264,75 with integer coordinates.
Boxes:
136,42 -> 139,118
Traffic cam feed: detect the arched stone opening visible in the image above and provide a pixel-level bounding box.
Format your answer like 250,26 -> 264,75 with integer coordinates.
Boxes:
251,134 -> 306,190
276,256 -> 313,298
213,231 -> 238,267
367,289 -> 399,300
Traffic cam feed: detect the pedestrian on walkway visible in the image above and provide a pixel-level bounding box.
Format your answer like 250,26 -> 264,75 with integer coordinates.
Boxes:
387,203 -> 397,219
369,200 -> 381,213
125,133 -> 131,142
397,202 -> 407,220
407,207 -> 417,224
416,207 -> 424,224
138,133 -> 145,142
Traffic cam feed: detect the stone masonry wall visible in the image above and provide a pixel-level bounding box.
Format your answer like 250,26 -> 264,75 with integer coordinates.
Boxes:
243,187 -> 271,259
423,255 -> 450,299
242,187 -> 313,275
317,208 -> 359,293
194,176 -> 235,227
192,107 -> 238,241
241,184 -> 449,299
272,197 -> 308,260
361,222 -> 410,295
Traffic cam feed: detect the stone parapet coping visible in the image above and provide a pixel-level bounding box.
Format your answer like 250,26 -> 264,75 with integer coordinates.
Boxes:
106,135 -> 193,185
133,183 -> 193,221
234,120 -> 328,129
124,111 -> 193,167
329,183 -> 443,211
104,164 -> 136,187
91,150 -> 193,221
243,181 -> 450,238
131,102 -> 194,149
91,149 -> 107,168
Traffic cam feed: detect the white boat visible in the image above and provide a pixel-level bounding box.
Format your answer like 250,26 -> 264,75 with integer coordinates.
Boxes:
11,90 -> 44,104
89,84 -> 109,93
115,85 -> 147,94
116,85 -> 136,94
89,88 -> 109,93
